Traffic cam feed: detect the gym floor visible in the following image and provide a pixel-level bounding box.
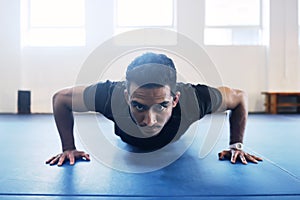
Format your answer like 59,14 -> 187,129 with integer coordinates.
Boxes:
0,114 -> 299,199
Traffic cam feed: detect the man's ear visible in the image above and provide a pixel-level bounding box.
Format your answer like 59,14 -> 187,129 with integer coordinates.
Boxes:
172,91 -> 181,107
124,89 -> 130,105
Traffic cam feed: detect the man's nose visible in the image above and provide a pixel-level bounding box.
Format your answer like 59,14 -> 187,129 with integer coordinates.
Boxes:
142,110 -> 157,126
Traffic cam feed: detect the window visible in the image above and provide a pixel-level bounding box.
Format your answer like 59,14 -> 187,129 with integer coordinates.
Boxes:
115,0 -> 176,34
299,0 -> 300,44
204,0 -> 268,45
21,0 -> 86,47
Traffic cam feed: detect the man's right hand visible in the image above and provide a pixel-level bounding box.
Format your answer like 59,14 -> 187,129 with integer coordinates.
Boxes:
46,150 -> 90,166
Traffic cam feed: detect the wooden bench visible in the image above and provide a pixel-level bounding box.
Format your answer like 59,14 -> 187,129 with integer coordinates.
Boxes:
261,92 -> 300,114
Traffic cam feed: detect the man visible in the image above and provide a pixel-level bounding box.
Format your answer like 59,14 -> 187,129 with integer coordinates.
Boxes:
46,52 -> 262,166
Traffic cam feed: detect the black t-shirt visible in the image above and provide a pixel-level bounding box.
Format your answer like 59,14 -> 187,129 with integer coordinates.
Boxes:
83,81 -> 222,150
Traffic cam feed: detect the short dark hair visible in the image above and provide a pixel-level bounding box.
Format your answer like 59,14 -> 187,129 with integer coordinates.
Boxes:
125,52 -> 177,94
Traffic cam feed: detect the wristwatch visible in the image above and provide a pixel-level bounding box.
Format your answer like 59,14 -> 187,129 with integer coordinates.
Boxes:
229,142 -> 243,150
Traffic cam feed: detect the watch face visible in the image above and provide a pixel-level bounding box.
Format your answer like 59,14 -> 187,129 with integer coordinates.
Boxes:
236,143 -> 243,150
230,143 -> 243,150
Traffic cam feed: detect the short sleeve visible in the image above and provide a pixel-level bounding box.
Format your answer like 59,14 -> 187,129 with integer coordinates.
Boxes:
83,80 -> 117,115
192,84 -> 222,118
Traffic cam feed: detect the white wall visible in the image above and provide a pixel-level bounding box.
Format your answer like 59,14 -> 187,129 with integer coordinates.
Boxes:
0,0 -> 299,113
0,0 -> 21,113
268,0 -> 299,91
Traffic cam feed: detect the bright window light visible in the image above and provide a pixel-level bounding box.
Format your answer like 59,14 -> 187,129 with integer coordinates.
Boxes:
116,0 -> 174,27
205,0 -> 260,26
298,0 -> 300,44
204,0 -> 266,45
21,0 -> 86,47
30,0 -> 85,27
114,0 -> 176,44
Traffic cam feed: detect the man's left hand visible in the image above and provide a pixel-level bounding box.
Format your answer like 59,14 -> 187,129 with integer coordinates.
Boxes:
218,149 -> 263,164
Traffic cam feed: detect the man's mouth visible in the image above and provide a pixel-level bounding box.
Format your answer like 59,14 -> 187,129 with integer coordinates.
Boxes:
139,126 -> 161,135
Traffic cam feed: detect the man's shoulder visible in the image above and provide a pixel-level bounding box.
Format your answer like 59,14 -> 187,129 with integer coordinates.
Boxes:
83,80 -> 126,116
176,82 -> 200,93
96,80 -> 125,86
176,82 -> 193,90
177,82 -> 214,95
90,80 -> 125,91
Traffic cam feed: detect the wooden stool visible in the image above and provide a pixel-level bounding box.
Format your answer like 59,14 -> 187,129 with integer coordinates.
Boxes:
261,92 -> 300,114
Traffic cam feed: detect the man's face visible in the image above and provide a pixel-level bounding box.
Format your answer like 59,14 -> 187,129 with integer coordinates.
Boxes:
125,83 -> 180,137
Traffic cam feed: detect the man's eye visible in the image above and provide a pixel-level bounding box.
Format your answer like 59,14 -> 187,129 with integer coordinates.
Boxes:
135,105 -> 145,111
153,104 -> 167,112
131,102 -> 147,112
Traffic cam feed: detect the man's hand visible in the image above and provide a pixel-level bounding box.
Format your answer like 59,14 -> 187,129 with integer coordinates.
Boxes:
218,149 -> 263,164
46,150 -> 90,166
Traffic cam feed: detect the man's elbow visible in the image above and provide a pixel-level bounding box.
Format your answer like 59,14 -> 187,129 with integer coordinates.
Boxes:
230,89 -> 248,112
52,89 -> 72,111
238,89 -> 248,106
218,87 -> 248,110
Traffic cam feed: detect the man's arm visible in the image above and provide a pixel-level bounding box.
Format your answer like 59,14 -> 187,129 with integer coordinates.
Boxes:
216,87 -> 262,164
217,87 -> 247,144
46,86 -> 90,166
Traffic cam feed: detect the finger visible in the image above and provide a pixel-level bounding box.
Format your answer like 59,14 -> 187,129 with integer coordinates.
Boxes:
49,155 -> 60,165
239,154 -> 248,165
45,156 -> 57,164
251,155 -> 263,161
246,153 -> 263,162
218,150 -> 229,160
69,154 -> 75,165
75,151 -> 90,161
83,153 -> 90,161
231,150 -> 238,164
57,154 -> 66,166
218,151 -> 226,160
219,150 -> 231,160
245,154 -> 259,164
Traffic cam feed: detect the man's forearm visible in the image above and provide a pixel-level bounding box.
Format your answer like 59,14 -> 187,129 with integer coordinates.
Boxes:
229,102 -> 247,145
53,92 -> 76,151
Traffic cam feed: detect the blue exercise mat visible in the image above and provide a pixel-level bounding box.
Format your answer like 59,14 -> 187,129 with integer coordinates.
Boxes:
0,114 -> 299,199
